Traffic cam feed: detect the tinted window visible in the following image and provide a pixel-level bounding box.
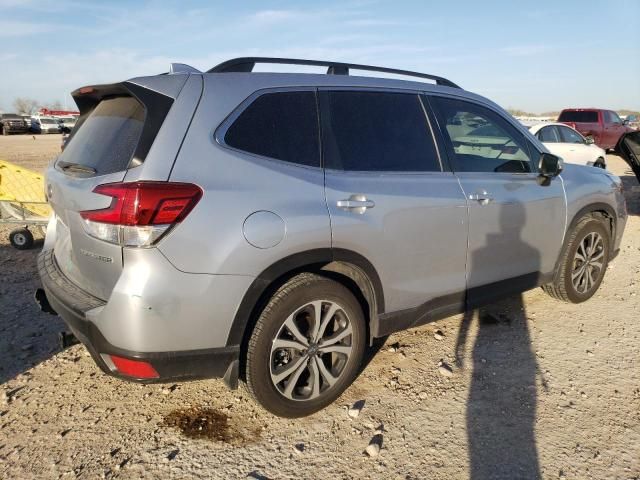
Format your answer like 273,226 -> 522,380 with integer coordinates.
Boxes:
321,91 -> 440,172
225,91 -> 320,167
558,126 -> 584,144
558,110 -> 598,123
537,126 -> 560,143
431,97 -> 533,173
604,111 -> 622,124
59,96 -> 144,176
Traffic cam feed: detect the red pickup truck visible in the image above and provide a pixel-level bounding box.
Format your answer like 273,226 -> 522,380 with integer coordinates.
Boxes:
558,108 -> 635,150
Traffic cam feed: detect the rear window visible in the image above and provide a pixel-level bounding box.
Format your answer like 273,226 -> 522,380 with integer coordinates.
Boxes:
60,96 -> 145,175
224,91 -> 320,167
558,111 -> 598,123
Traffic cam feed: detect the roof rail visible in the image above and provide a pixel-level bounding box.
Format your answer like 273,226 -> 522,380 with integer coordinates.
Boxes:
208,57 -> 460,89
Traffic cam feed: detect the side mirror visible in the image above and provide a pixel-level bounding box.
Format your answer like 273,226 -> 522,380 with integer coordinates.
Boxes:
538,153 -> 563,185
585,136 -> 595,145
623,119 -> 630,126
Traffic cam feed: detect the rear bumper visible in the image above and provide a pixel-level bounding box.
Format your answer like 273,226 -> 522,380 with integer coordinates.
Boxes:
37,249 -> 240,385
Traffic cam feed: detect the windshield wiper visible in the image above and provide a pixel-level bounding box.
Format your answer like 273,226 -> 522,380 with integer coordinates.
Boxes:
57,161 -> 97,177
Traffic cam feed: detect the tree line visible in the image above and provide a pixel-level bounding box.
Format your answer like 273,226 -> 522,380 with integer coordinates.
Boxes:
9,98 -> 65,115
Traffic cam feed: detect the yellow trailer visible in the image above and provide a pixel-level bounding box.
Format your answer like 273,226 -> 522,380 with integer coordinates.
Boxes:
0,159 -> 51,249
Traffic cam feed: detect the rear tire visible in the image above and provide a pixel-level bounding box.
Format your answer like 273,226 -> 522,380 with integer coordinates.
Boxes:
542,215 -> 610,303
245,273 -> 366,417
10,228 -> 34,250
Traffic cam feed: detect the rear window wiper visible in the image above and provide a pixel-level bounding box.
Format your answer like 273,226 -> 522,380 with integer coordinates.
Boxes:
57,160 -> 97,177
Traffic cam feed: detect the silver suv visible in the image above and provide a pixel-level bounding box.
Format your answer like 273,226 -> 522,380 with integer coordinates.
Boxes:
37,58 -> 628,417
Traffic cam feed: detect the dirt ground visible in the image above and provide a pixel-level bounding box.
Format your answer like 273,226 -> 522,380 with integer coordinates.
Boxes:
0,134 -> 638,479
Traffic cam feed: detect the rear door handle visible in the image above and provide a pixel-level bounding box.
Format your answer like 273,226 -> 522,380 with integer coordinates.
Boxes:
337,194 -> 375,214
468,191 -> 494,205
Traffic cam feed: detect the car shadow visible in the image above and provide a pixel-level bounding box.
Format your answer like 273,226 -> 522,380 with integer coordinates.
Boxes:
0,240 -> 65,384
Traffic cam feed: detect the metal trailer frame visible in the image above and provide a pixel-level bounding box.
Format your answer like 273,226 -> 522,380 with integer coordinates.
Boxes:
0,199 -> 49,249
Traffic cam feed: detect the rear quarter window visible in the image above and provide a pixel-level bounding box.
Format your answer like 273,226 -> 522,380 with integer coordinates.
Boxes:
59,96 -> 145,176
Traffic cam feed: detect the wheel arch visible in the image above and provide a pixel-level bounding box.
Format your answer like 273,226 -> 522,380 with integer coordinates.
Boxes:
226,248 -> 385,360
553,202 -> 617,279
568,203 -> 616,240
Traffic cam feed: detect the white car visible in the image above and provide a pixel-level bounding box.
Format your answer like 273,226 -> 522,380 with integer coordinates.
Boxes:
57,116 -> 77,133
31,116 -> 61,134
529,122 -> 607,168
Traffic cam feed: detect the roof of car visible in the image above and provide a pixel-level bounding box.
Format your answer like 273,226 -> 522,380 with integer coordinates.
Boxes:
528,122 -> 580,133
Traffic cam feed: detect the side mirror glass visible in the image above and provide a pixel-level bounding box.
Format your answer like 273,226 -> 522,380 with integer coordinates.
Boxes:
585,136 -> 595,145
623,119 -> 630,125
538,153 -> 563,182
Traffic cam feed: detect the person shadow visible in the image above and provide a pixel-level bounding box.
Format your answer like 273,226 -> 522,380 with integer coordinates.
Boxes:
455,202 -> 542,480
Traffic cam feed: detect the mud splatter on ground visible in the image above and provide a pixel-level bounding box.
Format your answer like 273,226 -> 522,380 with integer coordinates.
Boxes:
163,407 -> 261,445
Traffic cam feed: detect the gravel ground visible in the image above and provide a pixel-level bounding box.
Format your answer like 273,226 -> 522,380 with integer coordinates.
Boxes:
0,134 -> 639,479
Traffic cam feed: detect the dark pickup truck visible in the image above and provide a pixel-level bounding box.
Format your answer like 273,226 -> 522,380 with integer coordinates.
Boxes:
0,113 -> 30,135
558,108 -> 636,150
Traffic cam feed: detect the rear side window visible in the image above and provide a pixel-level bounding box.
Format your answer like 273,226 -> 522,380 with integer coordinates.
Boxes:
224,91 -> 320,167
558,110 -> 598,123
320,91 -> 440,172
60,97 -> 144,175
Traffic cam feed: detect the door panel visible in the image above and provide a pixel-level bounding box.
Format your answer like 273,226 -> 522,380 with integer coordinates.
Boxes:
325,172 -> 468,312
557,125 -> 593,165
429,95 -> 566,302
455,172 -> 565,290
320,89 -> 468,314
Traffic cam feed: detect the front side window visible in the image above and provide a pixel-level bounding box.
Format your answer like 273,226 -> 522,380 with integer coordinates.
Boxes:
605,111 -> 622,125
430,97 -> 533,173
558,126 -> 585,144
320,91 -> 440,172
224,91 -> 320,167
537,126 -> 560,143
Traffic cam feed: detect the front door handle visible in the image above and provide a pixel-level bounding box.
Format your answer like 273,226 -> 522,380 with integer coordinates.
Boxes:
468,190 -> 494,205
337,194 -> 375,214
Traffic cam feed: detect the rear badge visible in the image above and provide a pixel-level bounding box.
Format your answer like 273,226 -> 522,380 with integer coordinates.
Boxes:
80,249 -> 113,263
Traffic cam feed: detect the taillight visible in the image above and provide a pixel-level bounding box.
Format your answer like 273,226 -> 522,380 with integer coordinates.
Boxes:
80,181 -> 202,247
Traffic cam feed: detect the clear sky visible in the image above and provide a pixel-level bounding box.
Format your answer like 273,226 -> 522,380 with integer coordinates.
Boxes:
1,0 -> 639,113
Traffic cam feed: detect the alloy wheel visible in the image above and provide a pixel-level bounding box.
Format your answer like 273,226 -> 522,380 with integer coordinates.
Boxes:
269,300 -> 353,401
571,231 -> 605,294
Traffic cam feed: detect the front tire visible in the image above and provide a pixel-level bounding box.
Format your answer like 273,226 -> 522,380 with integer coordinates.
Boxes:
543,215 -> 610,303
245,273 -> 366,417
